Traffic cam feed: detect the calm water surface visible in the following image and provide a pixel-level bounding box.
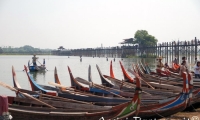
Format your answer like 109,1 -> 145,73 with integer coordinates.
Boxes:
0,55 -> 156,96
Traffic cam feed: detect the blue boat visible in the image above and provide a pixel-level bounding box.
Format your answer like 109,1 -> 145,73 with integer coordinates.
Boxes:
28,60 -> 46,72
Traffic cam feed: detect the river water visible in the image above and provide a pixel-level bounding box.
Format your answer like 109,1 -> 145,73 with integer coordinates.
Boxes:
0,55 -> 159,96
1,55 -> 199,119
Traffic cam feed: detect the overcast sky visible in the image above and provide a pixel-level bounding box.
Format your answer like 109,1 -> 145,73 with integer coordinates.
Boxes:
0,0 -> 200,49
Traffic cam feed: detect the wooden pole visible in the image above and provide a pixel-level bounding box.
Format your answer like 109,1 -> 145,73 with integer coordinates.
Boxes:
172,42 -> 174,63
159,44 -> 161,56
167,42 -> 168,63
155,44 -> 157,57
195,37 -> 197,58
177,41 -> 180,63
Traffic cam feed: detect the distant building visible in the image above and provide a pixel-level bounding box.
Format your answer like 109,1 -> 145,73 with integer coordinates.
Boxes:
51,47 -> 72,56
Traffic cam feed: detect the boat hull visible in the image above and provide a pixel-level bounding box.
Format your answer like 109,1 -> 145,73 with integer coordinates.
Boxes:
8,106 -> 113,120
29,66 -> 46,72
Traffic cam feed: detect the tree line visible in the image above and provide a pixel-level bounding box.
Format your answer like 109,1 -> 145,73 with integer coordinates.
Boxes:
121,30 -> 158,57
0,30 -> 158,56
0,45 -> 52,55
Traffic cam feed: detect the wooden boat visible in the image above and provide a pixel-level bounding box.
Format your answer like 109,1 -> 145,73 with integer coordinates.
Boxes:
12,66 -> 113,110
135,63 -> 200,108
67,65 -> 123,97
94,62 -> 191,108
97,64 -> 175,97
138,62 -> 200,86
110,61 -> 115,78
54,66 -> 162,104
135,63 -> 199,96
136,63 -> 183,85
122,61 -> 182,86
96,64 -> 139,92
97,63 -> 178,96
138,63 -> 191,87
0,80 -> 141,120
28,60 -> 46,72
68,65 -> 167,101
96,64 -> 115,88
68,65 -> 138,98
109,61 -> 182,94
119,61 -> 134,83
49,66 -> 177,104
106,61 -> 200,114
137,72 -> 191,118
8,65 -> 192,119
107,63 -> 192,118
24,65 -> 135,105
88,65 -> 92,82
144,62 -> 186,80
168,63 -> 180,73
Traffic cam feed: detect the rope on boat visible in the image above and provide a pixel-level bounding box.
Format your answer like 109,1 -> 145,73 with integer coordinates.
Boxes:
37,60 -> 48,71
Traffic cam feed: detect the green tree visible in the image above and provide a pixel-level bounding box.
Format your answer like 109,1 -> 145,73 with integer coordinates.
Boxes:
133,30 -> 158,55
58,46 -> 65,51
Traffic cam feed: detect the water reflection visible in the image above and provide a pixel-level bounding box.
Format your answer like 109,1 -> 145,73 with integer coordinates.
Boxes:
29,71 -> 46,81
122,58 -> 156,70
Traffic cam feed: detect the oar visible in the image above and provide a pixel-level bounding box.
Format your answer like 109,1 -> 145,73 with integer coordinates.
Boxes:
49,81 -> 125,98
49,82 -> 113,99
76,77 -> 122,92
75,77 -> 126,98
135,64 -> 155,89
0,81 -> 56,109
37,60 -> 48,71
91,83 -> 125,98
139,61 -> 147,73
129,64 -> 155,89
23,62 -> 32,71
40,92 -> 92,105
102,76 -> 152,95
49,82 -> 96,94
48,82 -> 75,91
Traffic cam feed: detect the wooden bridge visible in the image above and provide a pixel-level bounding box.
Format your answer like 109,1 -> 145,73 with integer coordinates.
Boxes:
51,37 -> 200,64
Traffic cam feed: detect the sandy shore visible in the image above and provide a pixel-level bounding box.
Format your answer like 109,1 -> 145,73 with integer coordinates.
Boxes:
160,112 -> 200,120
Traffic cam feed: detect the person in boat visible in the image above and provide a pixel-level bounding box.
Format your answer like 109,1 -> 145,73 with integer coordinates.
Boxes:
43,59 -> 45,65
164,63 -> 169,69
179,60 -> 188,76
156,57 -> 164,69
41,59 -> 45,67
182,56 -> 188,68
156,57 -> 170,76
173,57 -> 178,64
173,57 -> 180,71
32,54 -> 38,66
194,61 -> 200,78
